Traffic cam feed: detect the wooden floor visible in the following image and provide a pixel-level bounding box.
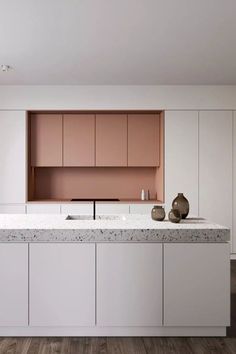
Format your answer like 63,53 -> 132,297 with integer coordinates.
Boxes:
0,261 -> 236,354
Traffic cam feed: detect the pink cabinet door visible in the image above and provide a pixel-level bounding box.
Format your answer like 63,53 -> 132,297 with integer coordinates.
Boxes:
63,114 -> 95,166
96,114 -> 127,166
128,114 -> 160,167
31,114 -> 63,167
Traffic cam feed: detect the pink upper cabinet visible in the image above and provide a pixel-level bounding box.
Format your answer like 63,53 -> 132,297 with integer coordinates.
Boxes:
128,114 -> 160,167
31,114 -> 63,167
63,114 -> 95,166
96,114 -> 128,166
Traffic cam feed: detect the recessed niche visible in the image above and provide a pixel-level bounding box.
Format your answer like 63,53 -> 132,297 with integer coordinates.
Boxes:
28,110 -> 164,202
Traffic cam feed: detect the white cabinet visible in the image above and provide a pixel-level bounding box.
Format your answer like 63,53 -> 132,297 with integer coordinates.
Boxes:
199,111 -> 232,231
0,244 -> 28,326
165,111 -> 199,216
26,203 -> 61,214
0,111 -> 26,203
61,203 -> 93,215
129,203 -> 156,214
0,204 -> 26,214
164,243 -> 230,327
233,112 -> 236,253
30,243 -> 95,326
97,243 -> 162,326
96,203 -> 129,215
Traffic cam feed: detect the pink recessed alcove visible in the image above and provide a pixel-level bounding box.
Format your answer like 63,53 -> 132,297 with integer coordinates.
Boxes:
33,167 -> 160,201
28,111 -> 164,202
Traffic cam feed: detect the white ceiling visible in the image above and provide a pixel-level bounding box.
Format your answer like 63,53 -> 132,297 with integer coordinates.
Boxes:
1,0 -> 236,85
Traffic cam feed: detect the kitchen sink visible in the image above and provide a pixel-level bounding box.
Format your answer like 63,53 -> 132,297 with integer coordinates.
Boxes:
65,215 -> 93,220
65,215 -> 126,221
96,215 -> 124,220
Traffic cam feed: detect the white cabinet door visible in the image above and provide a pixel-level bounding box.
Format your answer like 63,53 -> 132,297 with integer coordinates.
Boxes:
129,203 -> 156,214
164,243 -> 230,327
165,111 -> 198,216
61,203 -> 93,215
97,243 -> 162,326
199,111 -> 232,230
0,204 -> 26,214
0,244 -> 28,326
30,243 -> 95,326
96,203 -> 129,215
0,111 -> 26,203
26,204 -> 61,214
233,112 -> 236,253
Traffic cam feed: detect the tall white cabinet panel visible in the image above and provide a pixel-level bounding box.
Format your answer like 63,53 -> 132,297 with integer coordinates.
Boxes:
199,111 -> 232,232
0,244 -> 28,326
0,111 -> 26,203
165,111 -> 198,216
30,243 -> 95,326
164,243 -> 230,326
234,112 -> 236,253
97,243 -> 162,326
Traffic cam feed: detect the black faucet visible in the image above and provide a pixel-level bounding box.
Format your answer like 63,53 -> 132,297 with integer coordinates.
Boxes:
70,198 -> 120,220
93,200 -> 96,220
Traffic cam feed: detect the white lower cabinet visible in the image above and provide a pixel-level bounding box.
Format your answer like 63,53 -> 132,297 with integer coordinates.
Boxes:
96,203 -> 129,214
164,243 -> 230,326
29,243 -> 95,326
0,204 -> 26,214
0,241 -> 230,335
129,203 -> 156,214
60,203 -> 93,215
26,204 -> 61,214
97,243 -> 162,326
0,244 -> 28,326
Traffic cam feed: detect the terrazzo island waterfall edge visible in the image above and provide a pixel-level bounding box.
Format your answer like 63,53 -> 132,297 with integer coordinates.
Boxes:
0,214 -> 230,337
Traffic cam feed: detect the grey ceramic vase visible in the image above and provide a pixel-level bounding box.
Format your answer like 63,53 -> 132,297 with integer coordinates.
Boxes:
172,193 -> 189,219
151,205 -> 165,221
168,209 -> 182,223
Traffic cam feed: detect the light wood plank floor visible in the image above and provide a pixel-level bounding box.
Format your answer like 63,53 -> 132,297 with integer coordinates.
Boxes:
0,261 -> 236,354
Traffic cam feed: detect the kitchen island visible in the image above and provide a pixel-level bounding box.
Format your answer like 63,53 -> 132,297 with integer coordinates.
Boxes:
0,214 -> 230,337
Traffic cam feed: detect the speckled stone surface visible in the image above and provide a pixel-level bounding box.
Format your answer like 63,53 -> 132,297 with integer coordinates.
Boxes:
0,214 -> 230,243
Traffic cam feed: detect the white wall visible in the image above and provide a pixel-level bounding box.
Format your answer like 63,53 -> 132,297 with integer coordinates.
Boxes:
1,85 -> 236,110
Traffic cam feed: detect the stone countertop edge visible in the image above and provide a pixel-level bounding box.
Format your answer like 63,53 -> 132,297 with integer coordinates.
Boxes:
0,228 -> 230,243
0,214 -> 230,243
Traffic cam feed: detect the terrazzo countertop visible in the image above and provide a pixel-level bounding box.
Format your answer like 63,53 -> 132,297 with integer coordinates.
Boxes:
0,214 -> 230,242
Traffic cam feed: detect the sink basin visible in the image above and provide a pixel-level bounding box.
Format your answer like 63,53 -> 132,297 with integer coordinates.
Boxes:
65,215 -> 126,221
96,215 -> 124,220
65,215 -> 93,220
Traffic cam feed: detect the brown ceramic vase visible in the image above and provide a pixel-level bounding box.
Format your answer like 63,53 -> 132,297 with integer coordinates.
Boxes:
168,208 -> 182,223
151,205 -> 165,221
172,193 -> 189,219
